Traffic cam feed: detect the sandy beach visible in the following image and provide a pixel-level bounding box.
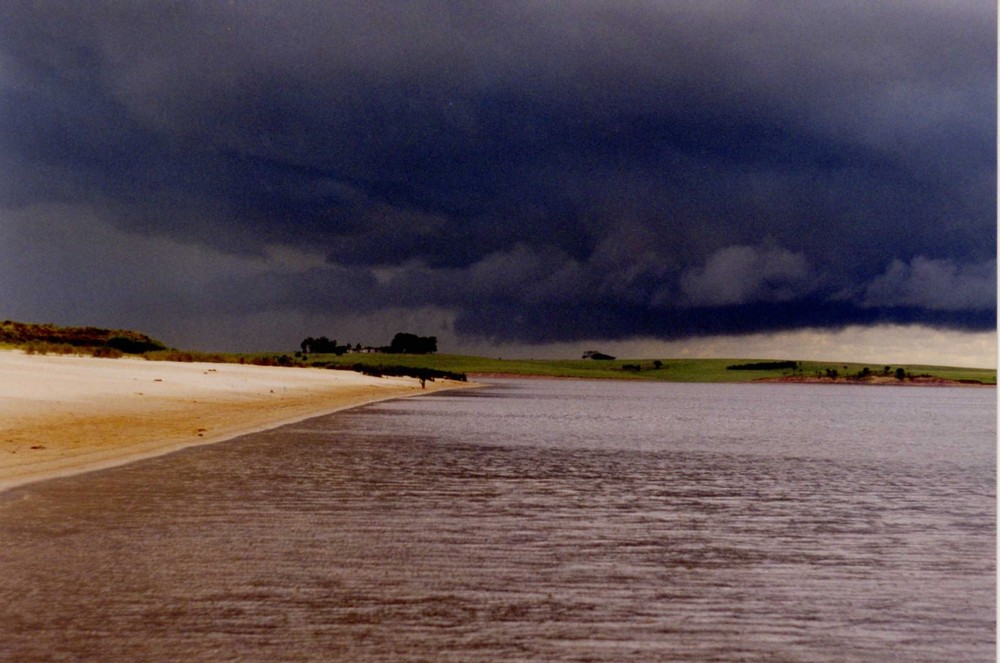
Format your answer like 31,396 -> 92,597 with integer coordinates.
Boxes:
0,351 -> 468,492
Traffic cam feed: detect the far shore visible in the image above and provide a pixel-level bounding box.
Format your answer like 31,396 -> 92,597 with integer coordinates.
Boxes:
470,372 -> 995,386
753,375 -> 995,387
0,351 -> 473,493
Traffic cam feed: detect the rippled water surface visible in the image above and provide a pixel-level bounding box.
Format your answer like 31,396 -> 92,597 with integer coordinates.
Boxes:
0,380 -> 994,661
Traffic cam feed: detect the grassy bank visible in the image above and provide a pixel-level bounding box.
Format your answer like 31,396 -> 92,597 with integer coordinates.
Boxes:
298,353 -> 997,385
7,345 -> 994,384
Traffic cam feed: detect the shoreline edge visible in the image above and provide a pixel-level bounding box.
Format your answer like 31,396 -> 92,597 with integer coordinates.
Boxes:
0,351 -> 476,494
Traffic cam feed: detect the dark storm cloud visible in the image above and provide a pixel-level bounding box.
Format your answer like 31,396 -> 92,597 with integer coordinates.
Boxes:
0,0 -> 994,346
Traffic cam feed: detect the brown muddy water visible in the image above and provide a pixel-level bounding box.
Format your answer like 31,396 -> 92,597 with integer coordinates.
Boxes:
0,379 -> 994,662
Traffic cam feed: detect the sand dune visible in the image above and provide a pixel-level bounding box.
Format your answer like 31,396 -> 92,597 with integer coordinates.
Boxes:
0,351 -> 467,492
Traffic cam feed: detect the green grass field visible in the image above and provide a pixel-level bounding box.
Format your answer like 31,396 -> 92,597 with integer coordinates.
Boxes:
9,344 -> 995,384
299,352 -> 996,385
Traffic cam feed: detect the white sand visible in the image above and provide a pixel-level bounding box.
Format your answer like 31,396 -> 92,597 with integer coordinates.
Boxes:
0,351 -> 468,492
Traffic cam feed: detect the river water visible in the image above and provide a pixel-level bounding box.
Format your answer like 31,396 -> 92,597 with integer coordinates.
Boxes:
0,379 -> 994,662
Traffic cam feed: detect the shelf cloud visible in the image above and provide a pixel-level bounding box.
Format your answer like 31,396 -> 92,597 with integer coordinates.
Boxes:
0,1 -> 994,353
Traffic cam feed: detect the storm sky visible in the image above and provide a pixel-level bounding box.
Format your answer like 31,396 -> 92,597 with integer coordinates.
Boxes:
0,1 -> 995,363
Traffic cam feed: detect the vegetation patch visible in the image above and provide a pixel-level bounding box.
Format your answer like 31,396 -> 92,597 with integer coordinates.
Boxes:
582,350 -> 616,360
144,350 -> 241,364
317,363 -> 467,383
325,353 -> 995,385
727,360 -> 799,371
1,320 -> 166,355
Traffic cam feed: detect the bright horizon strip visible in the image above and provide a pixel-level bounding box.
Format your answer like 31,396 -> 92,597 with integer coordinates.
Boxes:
473,325 -> 997,369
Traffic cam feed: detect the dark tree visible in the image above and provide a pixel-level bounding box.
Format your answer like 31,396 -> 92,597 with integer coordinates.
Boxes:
300,336 -> 346,354
387,333 -> 437,354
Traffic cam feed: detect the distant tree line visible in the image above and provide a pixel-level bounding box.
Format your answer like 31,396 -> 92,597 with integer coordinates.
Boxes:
300,336 -> 349,355
848,366 -> 909,381
299,332 -> 438,356
386,333 -> 437,354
